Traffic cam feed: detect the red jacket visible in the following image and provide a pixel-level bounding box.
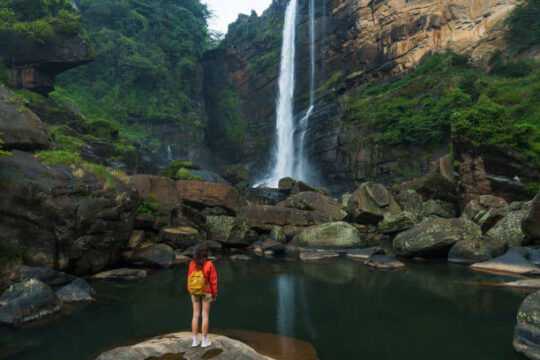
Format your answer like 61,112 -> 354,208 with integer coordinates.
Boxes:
188,260 -> 218,299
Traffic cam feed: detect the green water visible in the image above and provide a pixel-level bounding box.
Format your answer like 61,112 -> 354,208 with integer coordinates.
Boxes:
0,258 -> 529,359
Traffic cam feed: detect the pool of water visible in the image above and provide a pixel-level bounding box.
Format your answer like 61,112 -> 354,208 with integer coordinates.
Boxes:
0,257 -> 530,360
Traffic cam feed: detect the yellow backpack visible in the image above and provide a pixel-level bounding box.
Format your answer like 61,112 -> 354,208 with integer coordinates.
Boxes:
188,268 -> 206,295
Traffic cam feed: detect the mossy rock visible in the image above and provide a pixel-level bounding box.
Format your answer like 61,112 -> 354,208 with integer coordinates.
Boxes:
83,120 -> 119,141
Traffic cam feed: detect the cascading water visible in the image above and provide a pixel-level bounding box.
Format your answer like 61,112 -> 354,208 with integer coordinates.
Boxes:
264,0 -> 298,187
262,0 -> 317,187
295,0 -> 316,180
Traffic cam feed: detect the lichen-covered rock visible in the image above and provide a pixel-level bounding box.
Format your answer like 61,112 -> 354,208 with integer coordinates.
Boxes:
269,225 -> 286,243
422,199 -> 457,218
448,239 -> 500,264
297,222 -> 365,249
8,265 -> 74,287
95,332 -> 271,360
377,211 -> 418,234
56,278 -> 95,303
461,195 -> 510,232
0,279 -> 61,325
523,191 -> 540,241
393,218 -> 482,257
0,151 -> 138,275
0,86 -> 50,151
486,210 -> 529,249
131,244 -> 174,268
278,191 -> 347,221
347,182 -> 401,224
206,215 -> 250,245
513,290 -> 540,360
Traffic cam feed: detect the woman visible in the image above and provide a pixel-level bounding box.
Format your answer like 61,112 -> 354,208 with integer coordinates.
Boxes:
187,245 -> 217,348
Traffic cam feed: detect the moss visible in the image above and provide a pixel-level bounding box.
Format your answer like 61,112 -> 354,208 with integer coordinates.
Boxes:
36,149 -> 82,166
173,167 -> 202,181
47,126 -> 85,152
525,182 -> 540,197
83,120 -> 119,141
137,194 -> 160,215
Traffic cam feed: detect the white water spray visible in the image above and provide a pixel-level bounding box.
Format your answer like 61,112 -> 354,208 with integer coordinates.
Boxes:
264,0 -> 298,187
295,0 -> 316,180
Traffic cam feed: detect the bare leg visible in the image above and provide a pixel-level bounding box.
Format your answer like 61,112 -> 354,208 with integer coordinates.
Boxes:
192,299 -> 201,337
201,300 -> 211,338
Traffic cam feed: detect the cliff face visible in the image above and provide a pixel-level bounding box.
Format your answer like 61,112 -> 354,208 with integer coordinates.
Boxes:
7,34 -> 94,95
204,0 -> 519,190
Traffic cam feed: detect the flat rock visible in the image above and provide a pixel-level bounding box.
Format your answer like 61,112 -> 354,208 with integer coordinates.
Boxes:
160,226 -> 201,248
503,279 -> 540,289
346,247 -> 380,260
514,290 -> 540,360
365,255 -> 405,270
0,279 -> 61,325
230,254 -> 252,261
92,268 -> 147,281
237,205 -> 331,229
299,250 -> 339,261
470,251 -> 540,275
95,332 -> 271,360
56,278 -> 95,303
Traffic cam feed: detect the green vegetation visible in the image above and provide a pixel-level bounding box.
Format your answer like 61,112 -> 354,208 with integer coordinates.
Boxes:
0,132 -> 10,158
344,53 -> 540,164
218,89 -> 246,146
36,150 -> 126,188
0,0 -> 84,61
173,167 -> 202,181
525,181 -> 540,196
137,194 -> 160,215
160,159 -> 201,178
505,0 -> 539,53
55,0 -> 210,155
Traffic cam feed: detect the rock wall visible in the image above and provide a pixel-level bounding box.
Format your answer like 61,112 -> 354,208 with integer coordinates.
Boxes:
203,0 -> 518,191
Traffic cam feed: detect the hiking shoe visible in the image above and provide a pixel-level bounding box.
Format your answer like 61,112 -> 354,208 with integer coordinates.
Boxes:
201,339 -> 212,348
191,339 -> 200,347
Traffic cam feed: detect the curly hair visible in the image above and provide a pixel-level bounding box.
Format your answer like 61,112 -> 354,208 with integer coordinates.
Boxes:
193,244 -> 209,267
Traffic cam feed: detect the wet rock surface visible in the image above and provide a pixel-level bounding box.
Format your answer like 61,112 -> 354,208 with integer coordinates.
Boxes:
94,332 -> 271,360
56,278 -> 95,303
514,290 -> 540,360
92,268 -> 147,281
448,239 -> 500,264
470,251 -> 540,275
365,255 -> 405,270
0,279 -> 61,325
131,244 -> 175,268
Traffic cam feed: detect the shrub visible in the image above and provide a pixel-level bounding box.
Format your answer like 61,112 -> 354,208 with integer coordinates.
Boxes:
137,194 -> 160,215
173,167 -> 202,181
505,0 -> 540,52
36,149 -> 82,166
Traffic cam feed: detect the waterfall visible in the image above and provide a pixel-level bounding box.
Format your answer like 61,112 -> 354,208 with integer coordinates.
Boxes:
295,0 -> 316,180
167,146 -> 173,162
264,0 -> 298,187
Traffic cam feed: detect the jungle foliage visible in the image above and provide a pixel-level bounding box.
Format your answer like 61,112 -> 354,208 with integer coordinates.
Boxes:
55,0 -> 210,152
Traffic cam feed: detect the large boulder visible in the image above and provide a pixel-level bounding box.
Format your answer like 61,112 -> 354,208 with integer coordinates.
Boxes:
0,279 -> 61,325
244,187 -> 286,205
8,265 -> 74,286
377,211 -> 418,234
448,239 -> 500,264
347,182 -> 401,224
278,177 -> 296,192
421,200 -> 457,218
278,191 -> 347,221
400,173 -> 457,203
159,226 -> 201,249
297,222 -> 365,249
514,290 -> 540,360
486,210 -> 529,249
131,244 -> 174,268
393,218 -> 482,257
95,332 -> 269,360
461,195 -> 509,233
237,205 -> 331,230
56,278 -> 95,303
129,175 -> 181,210
470,251 -> 540,275
0,151 -> 138,275
175,180 -> 243,214
522,191 -> 540,241
0,86 -> 50,150
206,215 -> 251,245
